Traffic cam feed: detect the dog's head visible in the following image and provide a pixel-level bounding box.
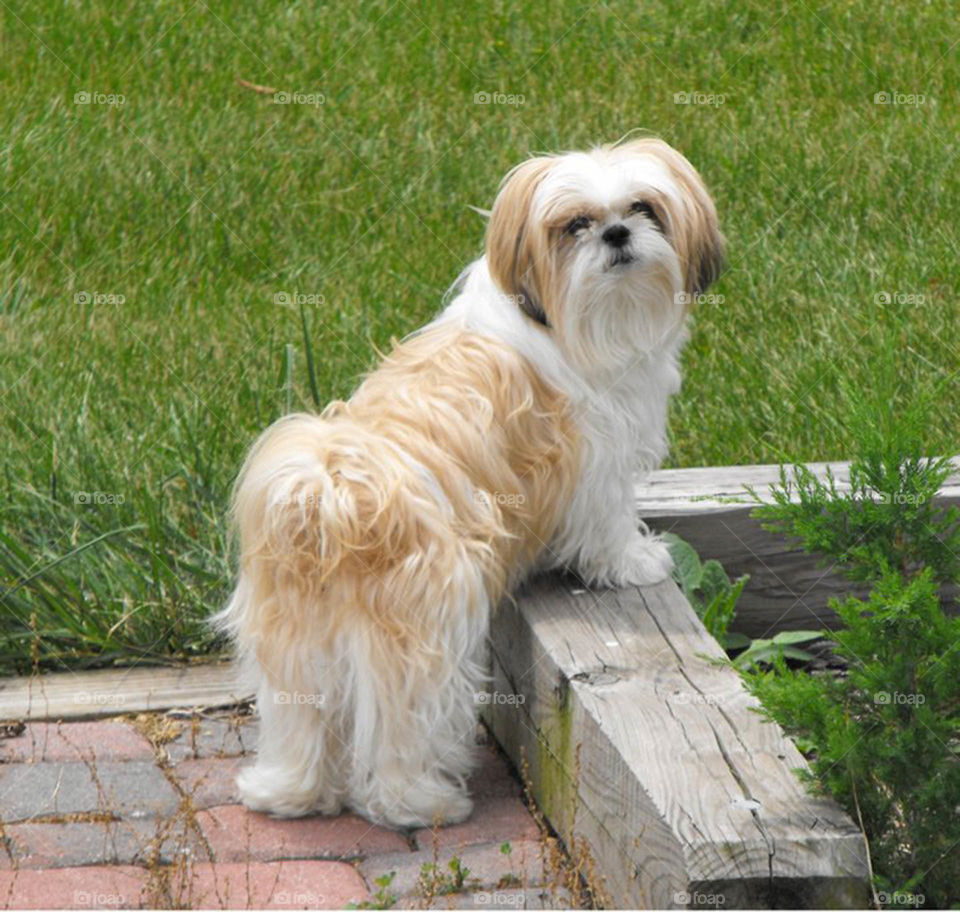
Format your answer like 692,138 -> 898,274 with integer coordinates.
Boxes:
485,138 -> 725,371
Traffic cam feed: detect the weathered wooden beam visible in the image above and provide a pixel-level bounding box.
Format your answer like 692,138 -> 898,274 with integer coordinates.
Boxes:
0,662 -> 250,721
636,460 -> 960,637
483,575 -> 870,909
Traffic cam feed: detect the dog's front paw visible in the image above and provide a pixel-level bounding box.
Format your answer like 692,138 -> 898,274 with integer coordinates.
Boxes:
583,535 -> 673,588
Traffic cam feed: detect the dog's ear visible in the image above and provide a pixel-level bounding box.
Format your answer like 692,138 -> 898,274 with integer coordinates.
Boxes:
616,138 -> 726,300
682,182 -> 725,297
485,156 -> 556,326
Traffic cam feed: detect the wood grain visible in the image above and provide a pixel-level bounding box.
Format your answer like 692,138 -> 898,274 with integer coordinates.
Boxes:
636,459 -> 960,637
0,663 -> 250,721
484,575 -> 870,908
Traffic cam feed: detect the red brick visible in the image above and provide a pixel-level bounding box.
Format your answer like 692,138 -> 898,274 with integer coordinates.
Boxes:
183,860 -> 367,909
358,838 -> 545,899
413,796 -> 539,851
0,864 -> 146,909
0,722 -> 153,764
169,756 -> 244,809
197,803 -> 410,862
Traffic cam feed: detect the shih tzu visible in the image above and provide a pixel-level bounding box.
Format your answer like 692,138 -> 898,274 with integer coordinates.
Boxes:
217,138 -> 724,828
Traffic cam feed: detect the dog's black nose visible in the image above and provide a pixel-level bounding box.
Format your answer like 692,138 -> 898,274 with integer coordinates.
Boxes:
602,224 -> 631,248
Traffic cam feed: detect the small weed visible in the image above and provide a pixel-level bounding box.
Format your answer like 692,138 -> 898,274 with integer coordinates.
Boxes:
418,856 -> 477,899
349,871 -> 398,910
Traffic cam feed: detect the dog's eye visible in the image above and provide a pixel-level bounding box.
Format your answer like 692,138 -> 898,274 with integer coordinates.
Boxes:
564,215 -> 591,235
630,200 -> 661,227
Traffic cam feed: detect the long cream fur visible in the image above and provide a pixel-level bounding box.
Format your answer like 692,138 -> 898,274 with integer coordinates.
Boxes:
216,137 -> 723,828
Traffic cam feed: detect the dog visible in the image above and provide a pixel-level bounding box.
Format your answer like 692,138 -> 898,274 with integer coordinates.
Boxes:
216,137 -> 724,828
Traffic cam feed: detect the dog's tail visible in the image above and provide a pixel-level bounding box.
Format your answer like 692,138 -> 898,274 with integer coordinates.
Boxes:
213,410 -> 495,690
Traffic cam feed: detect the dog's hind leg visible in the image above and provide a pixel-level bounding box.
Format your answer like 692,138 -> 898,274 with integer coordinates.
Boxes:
236,674 -> 347,818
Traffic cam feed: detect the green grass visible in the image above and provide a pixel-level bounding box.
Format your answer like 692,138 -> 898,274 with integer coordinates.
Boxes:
1,0 -> 958,673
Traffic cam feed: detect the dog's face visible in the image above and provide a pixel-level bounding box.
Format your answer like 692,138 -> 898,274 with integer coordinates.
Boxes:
486,139 -> 725,371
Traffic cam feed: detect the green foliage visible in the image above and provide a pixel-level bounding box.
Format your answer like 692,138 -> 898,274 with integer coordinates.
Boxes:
744,365 -> 960,906
418,856 -> 475,898
348,871 -> 397,910
664,533 -> 748,646
730,629 -> 821,670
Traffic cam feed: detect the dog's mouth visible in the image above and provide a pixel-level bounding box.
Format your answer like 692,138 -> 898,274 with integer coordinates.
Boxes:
608,250 -> 635,269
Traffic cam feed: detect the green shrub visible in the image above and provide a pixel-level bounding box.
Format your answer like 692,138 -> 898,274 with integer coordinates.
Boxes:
744,367 -> 960,907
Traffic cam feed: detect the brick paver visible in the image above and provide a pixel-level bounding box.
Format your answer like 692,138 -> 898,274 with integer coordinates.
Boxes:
0,864 -> 146,910
0,722 -> 154,764
0,711 -> 564,909
162,717 -> 258,762
167,755 -> 245,809
0,760 -> 180,821
197,803 -> 410,862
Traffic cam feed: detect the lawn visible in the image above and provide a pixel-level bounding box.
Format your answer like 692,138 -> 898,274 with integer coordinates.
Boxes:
1,0 -> 958,673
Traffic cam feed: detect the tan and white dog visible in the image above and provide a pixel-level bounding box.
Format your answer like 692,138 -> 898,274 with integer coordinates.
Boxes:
217,138 -> 724,828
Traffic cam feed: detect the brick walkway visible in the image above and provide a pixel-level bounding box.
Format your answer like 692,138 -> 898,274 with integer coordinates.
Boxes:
0,713 -> 573,909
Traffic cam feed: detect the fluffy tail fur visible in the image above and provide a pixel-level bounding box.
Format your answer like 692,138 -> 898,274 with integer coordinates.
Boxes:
216,411 -> 490,826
